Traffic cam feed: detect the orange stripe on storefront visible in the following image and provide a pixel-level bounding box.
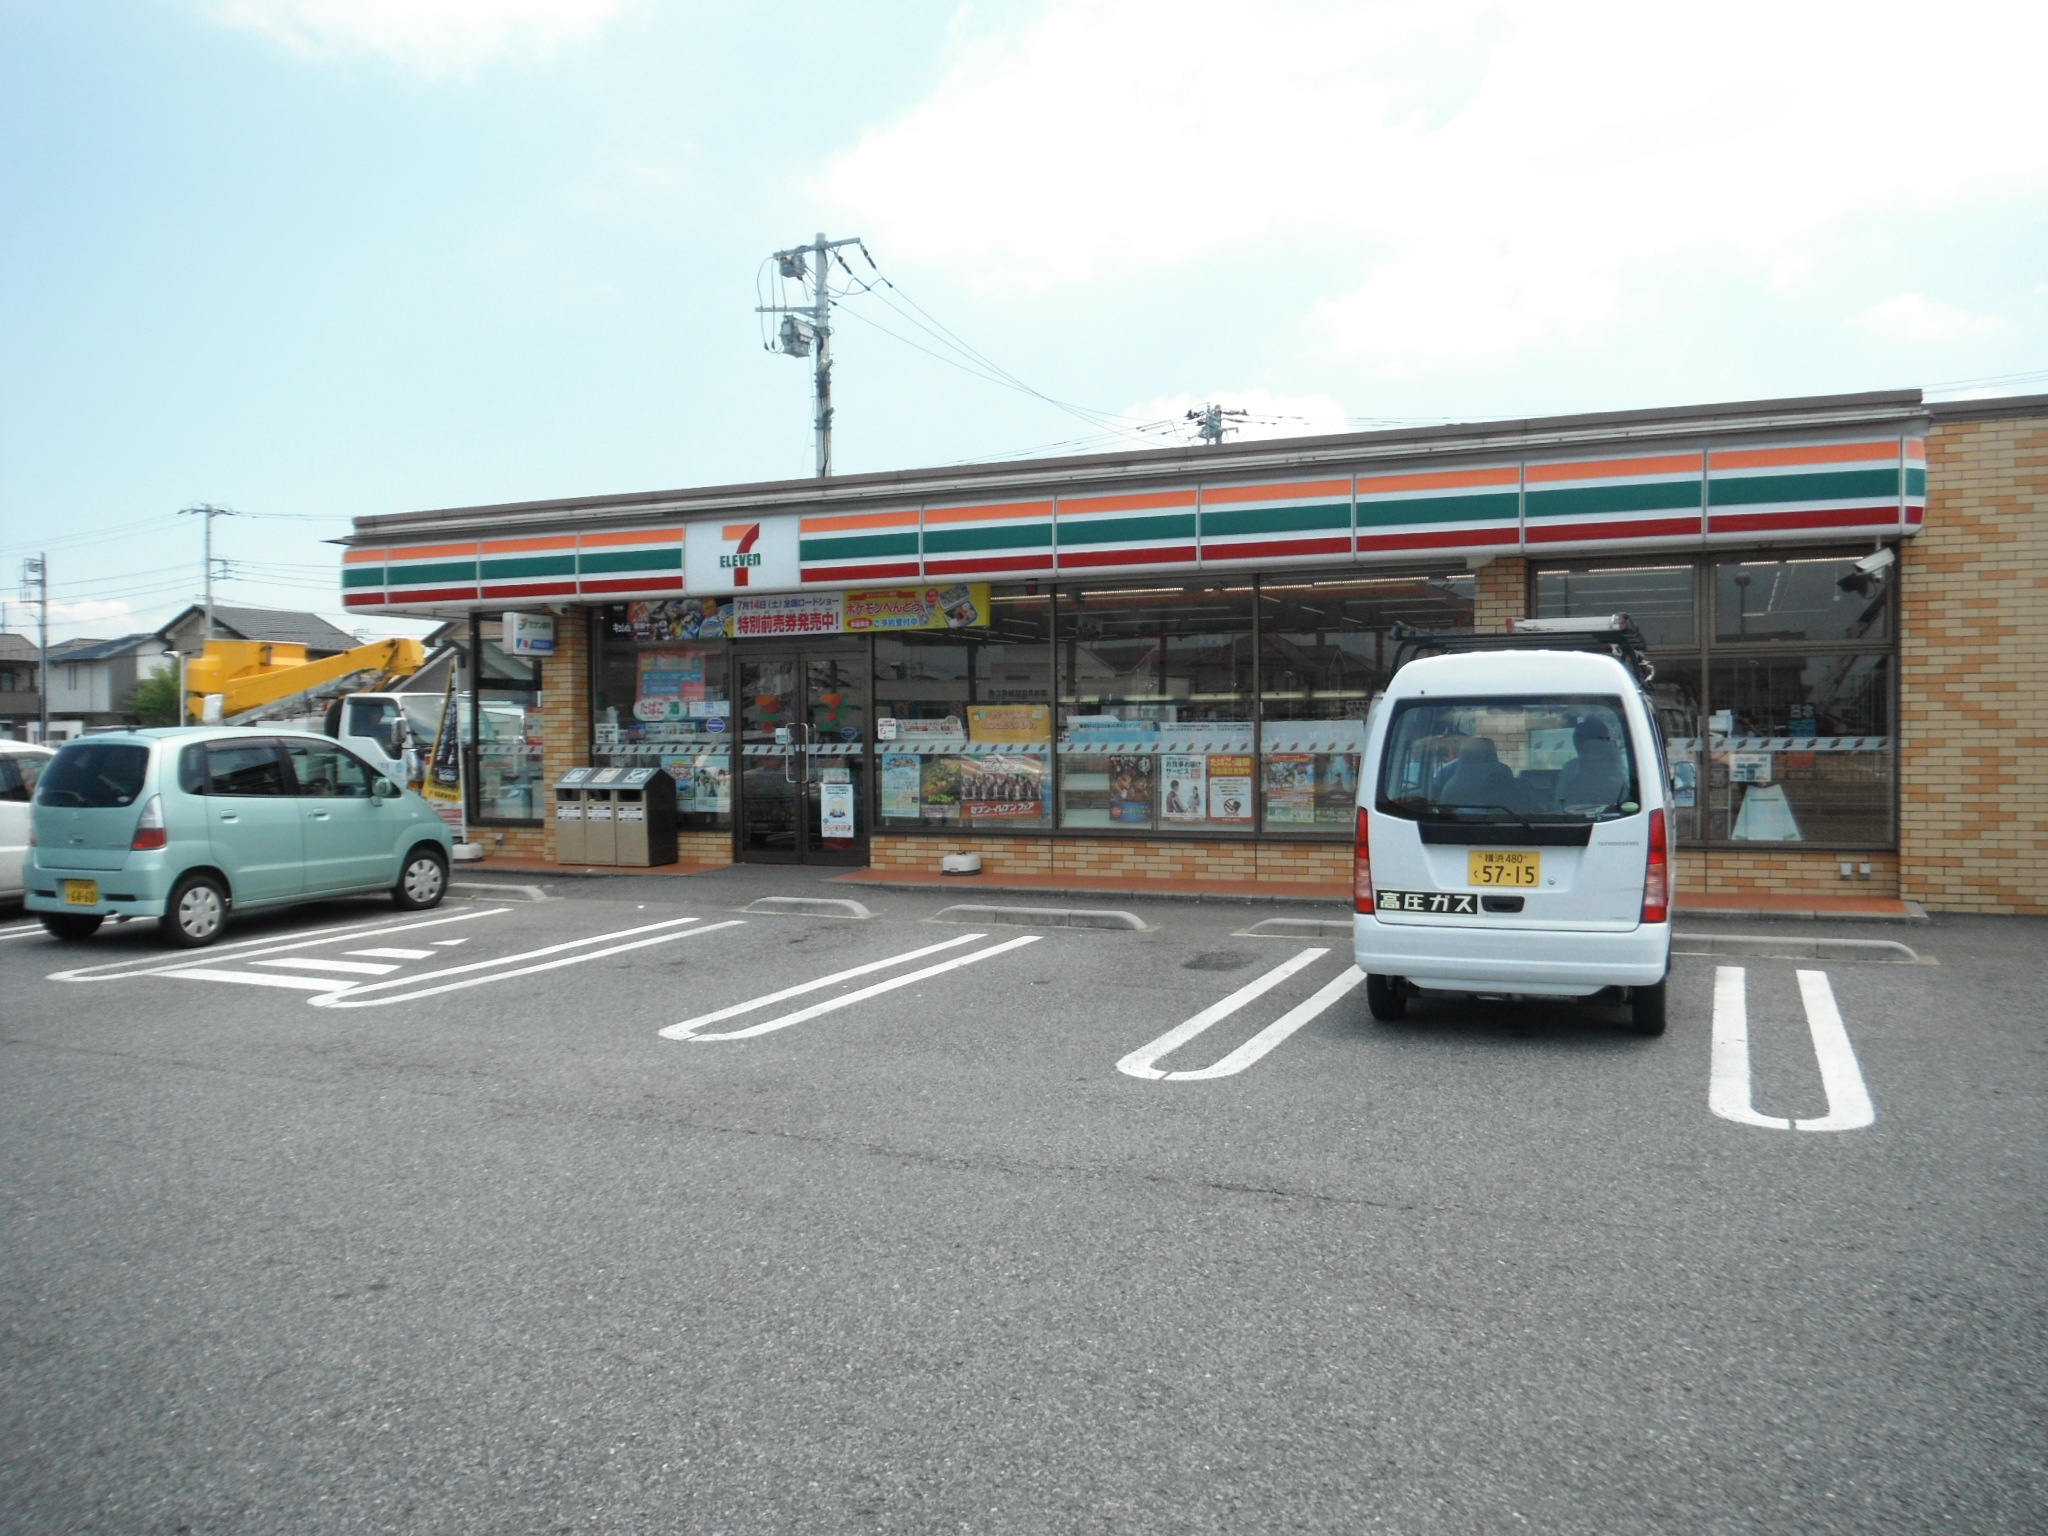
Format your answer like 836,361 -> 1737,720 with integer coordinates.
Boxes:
342,548 -> 387,565
1060,489 -> 1198,515
799,509 -> 919,533
1526,453 -> 1702,483
1200,479 -> 1350,506
1355,466 -> 1519,495
1709,440 -> 1899,471
578,526 -> 684,548
922,500 -> 1054,525
384,542 -> 479,562
480,534 -> 578,555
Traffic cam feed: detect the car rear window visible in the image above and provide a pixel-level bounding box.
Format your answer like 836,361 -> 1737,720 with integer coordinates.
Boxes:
1377,694 -> 1638,824
205,740 -> 288,796
36,742 -> 152,808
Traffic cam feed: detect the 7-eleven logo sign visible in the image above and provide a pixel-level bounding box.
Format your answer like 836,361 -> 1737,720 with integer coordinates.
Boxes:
719,523 -> 763,585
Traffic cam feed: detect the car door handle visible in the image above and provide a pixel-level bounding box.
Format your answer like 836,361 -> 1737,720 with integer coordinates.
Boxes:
218,811 -> 239,822
311,811 -> 331,821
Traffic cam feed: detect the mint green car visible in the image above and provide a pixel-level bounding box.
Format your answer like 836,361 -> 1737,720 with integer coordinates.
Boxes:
27,728 -> 454,947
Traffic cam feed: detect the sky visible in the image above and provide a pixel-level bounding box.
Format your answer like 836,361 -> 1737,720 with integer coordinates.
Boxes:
3,0 -> 2044,646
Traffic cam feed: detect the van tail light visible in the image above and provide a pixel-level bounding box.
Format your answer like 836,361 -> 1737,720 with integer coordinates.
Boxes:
132,794 -> 167,851
1641,807 -> 1669,924
1354,807 -> 1374,914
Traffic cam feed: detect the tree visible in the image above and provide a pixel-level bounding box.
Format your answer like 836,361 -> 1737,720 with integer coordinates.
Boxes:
128,667 -> 182,727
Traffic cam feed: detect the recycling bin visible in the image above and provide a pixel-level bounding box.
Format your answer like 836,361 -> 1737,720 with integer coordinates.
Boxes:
582,766 -> 623,864
553,767 -> 596,864
612,766 -> 678,867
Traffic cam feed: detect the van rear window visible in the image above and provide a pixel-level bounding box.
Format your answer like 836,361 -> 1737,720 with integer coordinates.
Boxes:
36,742 -> 151,808
1378,695 -> 1637,824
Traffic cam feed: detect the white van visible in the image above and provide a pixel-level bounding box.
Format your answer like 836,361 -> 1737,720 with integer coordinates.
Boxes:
1353,617 -> 1674,1034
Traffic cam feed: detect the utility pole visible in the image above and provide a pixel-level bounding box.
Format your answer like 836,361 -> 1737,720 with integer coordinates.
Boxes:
19,555 -> 48,742
759,233 -> 863,476
178,504 -> 237,645
1186,402 -> 1249,447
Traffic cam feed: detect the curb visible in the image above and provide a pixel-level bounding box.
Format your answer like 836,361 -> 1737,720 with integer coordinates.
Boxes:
842,878 -> 1344,908
742,896 -> 873,920
450,881 -> 550,903
1670,932 -> 1922,962
1674,901 -> 1929,925
932,904 -> 1149,932
1237,917 -> 1355,939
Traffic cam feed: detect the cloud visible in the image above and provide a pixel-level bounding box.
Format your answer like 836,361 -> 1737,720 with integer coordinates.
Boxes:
46,599 -> 136,625
1121,389 -> 1353,445
823,0 -> 2048,368
201,0 -> 639,76
1854,294 -> 2007,344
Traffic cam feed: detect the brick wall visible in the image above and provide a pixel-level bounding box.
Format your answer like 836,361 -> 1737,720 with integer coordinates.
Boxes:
869,833 -> 1349,886
1472,556 -> 1527,631
1899,411 -> 2048,914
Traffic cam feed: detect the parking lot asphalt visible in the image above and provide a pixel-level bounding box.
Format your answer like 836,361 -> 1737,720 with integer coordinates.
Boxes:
2,871 -> 2043,1535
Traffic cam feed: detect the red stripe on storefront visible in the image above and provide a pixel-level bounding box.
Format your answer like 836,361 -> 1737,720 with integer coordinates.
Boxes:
343,591 -> 384,606
1055,545 -> 1199,569
1355,526 -> 1517,552
1199,535 -> 1354,561
481,581 -> 577,599
800,562 -> 920,583
1706,505 -> 1897,536
380,585 -> 479,602
579,574 -> 686,594
921,553 -> 1054,576
1526,515 -> 1701,544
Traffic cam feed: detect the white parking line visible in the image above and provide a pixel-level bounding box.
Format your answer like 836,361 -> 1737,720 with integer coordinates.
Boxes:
311,918 -> 746,1008
1156,968 -> 1367,1081
1710,965 -> 1875,1132
658,933 -> 987,1040
1117,948 -> 1329,1081
48,908 -> 511,983
164,969 -> 341,991
677,934 -> 1041,1042
254,957 -> 401,975
347,947 -> 437,960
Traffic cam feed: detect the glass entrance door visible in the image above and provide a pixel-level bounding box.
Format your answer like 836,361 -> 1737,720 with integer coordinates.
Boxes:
736,647 -> 869,864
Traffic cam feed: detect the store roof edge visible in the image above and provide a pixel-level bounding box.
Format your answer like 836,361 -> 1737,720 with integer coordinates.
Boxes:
347,387 -> 1933,545
1925,391 -> 2048,423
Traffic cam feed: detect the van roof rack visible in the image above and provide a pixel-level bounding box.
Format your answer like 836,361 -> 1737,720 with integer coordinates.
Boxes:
1389,614 -> 1654,683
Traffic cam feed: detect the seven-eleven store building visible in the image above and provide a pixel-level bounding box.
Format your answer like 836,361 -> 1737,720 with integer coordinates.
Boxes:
339,388 -> 2048,915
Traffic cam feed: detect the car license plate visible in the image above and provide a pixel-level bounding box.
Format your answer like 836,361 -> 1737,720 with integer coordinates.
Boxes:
1376,889 -> 1477,915
63,879 -> 99,906
1469,850 -> 1540,887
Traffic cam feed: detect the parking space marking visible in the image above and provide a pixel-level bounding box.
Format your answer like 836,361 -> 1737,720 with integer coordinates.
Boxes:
48,908 -> 512,984
311,917 -> 746,1008
673,934 -> 1041,1042
658,934 -> 988,1040
1710,965 -> 1875,1132
1158,967 -> 1366,1081
347,947 -> 437,960
1117,947 -> 1331,1081
254,957 -> 402,975
164,969 -> 341,991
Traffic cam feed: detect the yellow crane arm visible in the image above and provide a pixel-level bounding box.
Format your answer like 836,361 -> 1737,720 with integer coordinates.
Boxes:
185,637 -> 427,720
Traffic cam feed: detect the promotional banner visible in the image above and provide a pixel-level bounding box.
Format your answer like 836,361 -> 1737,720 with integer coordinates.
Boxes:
1206,754 -> 1254,822
420,677 -> 466,839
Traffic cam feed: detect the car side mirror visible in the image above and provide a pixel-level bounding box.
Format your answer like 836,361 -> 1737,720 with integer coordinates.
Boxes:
371,777 -> 397,799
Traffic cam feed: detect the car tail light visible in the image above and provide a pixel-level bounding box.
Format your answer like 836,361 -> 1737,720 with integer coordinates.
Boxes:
1354,806 -> 1374,914
132,794 -> 167,851
1641,807 -> 1669,924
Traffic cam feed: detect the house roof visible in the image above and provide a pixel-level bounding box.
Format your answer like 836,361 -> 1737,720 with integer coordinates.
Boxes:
0,633 -> 41,663
158,604 -> 358,652
49,633 -> 160,664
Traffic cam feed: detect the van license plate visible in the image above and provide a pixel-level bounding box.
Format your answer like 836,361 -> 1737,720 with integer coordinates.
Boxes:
1469,850 -> 1540,886
1377,890 -> 1477,914
63,879 -> 99,906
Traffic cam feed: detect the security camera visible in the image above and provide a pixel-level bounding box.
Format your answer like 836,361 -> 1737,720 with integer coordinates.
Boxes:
1837,546 -> 1894,596
1853,547 -> 1895,576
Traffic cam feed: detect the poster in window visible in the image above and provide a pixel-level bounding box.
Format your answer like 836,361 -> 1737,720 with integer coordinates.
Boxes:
1108,755 -> 1154,824
636,651 -> 705,721
1160,754 -> 1206,822
966,704 -> 1051,744
881,754 -> 922,819
819,780 -> 856,839
1264,753 -> 1317,824
628,598 -> 726,642
1206,754 -> 1254,823
961,754 -> 1046,823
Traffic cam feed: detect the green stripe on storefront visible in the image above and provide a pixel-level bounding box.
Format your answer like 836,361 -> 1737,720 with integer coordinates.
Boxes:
1056,512 -> 1198,547
1707,468 -> 1898,507
1906,467 -> 1926,497
578,547 -> 680,574
385,560 -> 477,586
342,566 -> 385,588
1357,492 -> 1519,527
1200,501 -> 1350,538
1526,481 -> 1700,519
800,532 -> 919,562
922,522 -> 1053,554
480,554 -> 575,579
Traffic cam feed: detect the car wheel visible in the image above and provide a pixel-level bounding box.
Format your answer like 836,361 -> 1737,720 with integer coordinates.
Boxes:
392,846 -> 448,910
1365,973 -> 1408,1022
1628,978 -> 1668,1036
163,874 -> 228,948
40,913 -> 104,941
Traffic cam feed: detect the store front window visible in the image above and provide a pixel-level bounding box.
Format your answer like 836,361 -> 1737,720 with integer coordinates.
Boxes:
1057,583 -> 1254,831
467,617 -> 544,825
1532,545 -> 1896,847
874,592 -> 1053,831
591,603 -> 734,830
